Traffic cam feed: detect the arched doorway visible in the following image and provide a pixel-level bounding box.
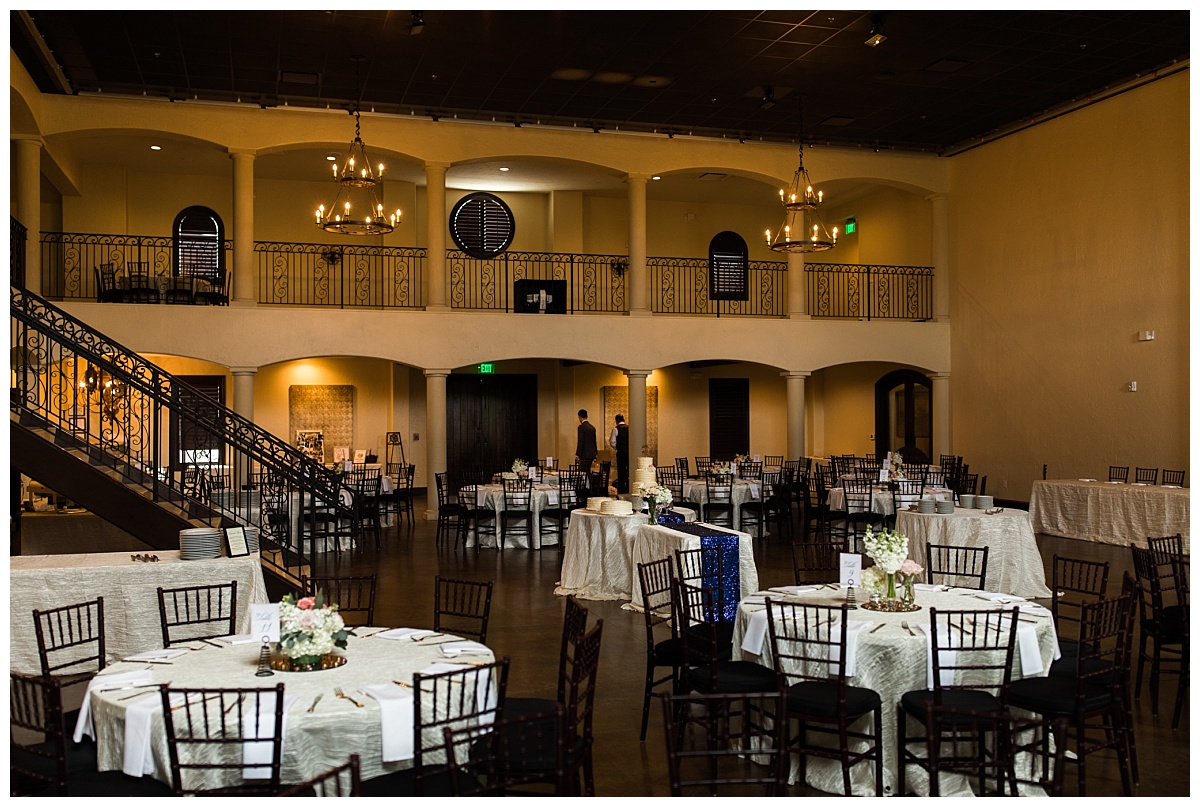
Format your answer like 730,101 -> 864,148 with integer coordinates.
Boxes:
874,370 -> 931,463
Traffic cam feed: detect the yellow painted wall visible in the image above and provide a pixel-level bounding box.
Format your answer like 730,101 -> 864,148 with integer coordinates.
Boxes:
821,186 -> 933,267
948,71 -> 1189,500
813,362 -> 915,457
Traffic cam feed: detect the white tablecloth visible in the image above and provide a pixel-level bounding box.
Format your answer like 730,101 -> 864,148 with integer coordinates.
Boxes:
627,523 -> 759,610
469,483 -> 559,549
732,586 -> 1060,796
828,486 -> 953,516
682,479 -> 758,532
10,551 -> 270,675
1028,479 -> 1190,551
84,632 -> 495,787
895,509 -> 1052,599
554,507 -> 697,601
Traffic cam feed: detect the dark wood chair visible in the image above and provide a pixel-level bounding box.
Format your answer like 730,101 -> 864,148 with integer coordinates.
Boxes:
539,470 -> 586,548
433,576 -> 493,643
1161,469 -> 1186,487
1006,592 -> 1136,796
1130,545 -> 1188,728
790,539 -> 843,585
164,275 -> 194,304
433,472 -> 467,547
161,684 -> 286,794
842,476 -> 884,553
693,456 -> 712,477
677,582 -> 777,697
33,596 -> 106,730
1048,555 -> 1110,679
194,270 -> 229,305
94,264 -> 124,303
300,574 -> 377,628
1134,467 -> 1158,485
278,754 -> 361,796
458,483 -> 497,551
1108,465 -> 1130,483
658,690 -> 789,795
889,476 -> 926,527
896,607 -> 1019,796
925,542 -> 990,590
500,476 -> 534,549
157,581 -> 238,647
767,601 -> 883,795
674,457 -> 691,478
344,467 -> 383,550
442,706 -> 569,796
123,262 -> 159,303
635,559 -> 684,741
701,472 -> 734,528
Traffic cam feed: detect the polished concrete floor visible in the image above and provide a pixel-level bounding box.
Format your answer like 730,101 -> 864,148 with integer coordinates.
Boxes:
20,497 -> 1190,797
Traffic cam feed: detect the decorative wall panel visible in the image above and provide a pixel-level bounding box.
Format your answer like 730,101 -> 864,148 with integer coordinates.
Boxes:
602,386 -> 659,462
289,385 -> 354,463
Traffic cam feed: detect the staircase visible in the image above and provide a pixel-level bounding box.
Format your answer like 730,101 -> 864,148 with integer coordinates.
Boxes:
10,286 -> 347,588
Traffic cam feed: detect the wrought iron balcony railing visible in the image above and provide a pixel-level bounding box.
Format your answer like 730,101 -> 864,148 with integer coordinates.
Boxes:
648,257 -> 787,317
256,241 -> 426,308
448,249 -> 627,313
805,263 -> 934,320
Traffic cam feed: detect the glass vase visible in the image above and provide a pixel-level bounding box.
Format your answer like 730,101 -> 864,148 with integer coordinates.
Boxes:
903,576 -> 916,606
886,572 -> 897,601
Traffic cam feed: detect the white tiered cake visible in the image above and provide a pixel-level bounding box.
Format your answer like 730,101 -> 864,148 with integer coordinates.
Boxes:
632,456 -> 656,493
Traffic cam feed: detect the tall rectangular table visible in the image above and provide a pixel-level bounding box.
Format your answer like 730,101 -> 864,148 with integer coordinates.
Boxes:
1029,479 -> 1190,551
628,523 -> 758,610
10,550 -> 269,675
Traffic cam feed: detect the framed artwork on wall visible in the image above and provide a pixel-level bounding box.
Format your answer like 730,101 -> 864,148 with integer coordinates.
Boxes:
296,430 -> 325,463
353,449 -> 367,463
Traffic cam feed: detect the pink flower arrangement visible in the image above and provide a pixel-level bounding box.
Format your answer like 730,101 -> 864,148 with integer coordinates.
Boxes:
899,559 -> 923,579
296,596 -> 316,610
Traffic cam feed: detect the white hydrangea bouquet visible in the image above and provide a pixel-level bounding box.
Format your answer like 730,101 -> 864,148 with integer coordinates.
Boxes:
511,458 -> 529,475
863,526 -> 909,600
637,480 -> 673,519
888,451 -> 906,481
278,591 -> 349,664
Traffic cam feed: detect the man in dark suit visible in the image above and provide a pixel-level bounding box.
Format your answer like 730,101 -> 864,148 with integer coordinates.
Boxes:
575,409 -> 598,470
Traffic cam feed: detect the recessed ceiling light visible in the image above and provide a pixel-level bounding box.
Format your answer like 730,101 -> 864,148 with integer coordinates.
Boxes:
326,154 -> 338,161
652,176 -> 662,180
150,145 -> 162,151
499,167 -> 510,172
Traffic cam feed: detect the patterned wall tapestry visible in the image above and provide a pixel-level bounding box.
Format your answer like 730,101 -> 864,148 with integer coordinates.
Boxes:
289,385 -> 354,463
601,386 -> 659,462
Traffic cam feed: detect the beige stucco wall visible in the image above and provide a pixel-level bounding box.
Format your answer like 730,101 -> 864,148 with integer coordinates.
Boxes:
947,71 -> 1189,501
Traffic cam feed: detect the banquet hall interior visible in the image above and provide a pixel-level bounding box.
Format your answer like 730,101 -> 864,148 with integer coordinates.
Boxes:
9,9 -> 1190,798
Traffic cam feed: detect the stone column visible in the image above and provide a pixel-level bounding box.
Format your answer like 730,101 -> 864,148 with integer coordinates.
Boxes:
786,252 -> 808,317
928,193 -> 950,321
423,369 -> 451,519
627,174 -> 650,316
229,149 -> 257,305
931,372 -> 951,460
625,370 -> 650,486
14,137 -> 43,295
784,371 -> 810,459
425,162 -> 451,311
230,367 -> 257,488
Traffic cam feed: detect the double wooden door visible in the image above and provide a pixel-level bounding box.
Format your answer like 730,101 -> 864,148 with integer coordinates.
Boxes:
446,374 -> 538,483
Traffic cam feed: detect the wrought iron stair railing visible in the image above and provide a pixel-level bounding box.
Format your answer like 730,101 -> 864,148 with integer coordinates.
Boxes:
10,285 -> 349,582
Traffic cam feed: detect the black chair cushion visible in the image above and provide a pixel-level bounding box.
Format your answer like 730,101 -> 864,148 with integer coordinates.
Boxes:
1048,639 -> 1112,679
899,689 -> 1003,722
686,660 -> 777,694
786,680 -> 882,718
683,622 -> 735,662
652,637 -> 686,666
470,725 -> 587,777
1007,676 -> 1116,715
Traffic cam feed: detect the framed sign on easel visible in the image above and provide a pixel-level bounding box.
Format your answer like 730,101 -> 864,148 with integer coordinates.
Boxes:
386,432 -> 406,471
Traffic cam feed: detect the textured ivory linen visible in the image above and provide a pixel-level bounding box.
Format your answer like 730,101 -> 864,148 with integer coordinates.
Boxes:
465,483 -> 558,549
1028,479 -> 1190,550
554,509 -> 652,601
896,509 -> 1052,599
731,587 -> 1060,796
681,479 -> 758,532
87,632 -> 495,788
626,523 -> 759,610
827,486 -> 953,516
11,550 -> 269,675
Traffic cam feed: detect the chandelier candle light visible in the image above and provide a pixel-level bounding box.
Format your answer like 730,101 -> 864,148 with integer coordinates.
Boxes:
765,96 -> 838,254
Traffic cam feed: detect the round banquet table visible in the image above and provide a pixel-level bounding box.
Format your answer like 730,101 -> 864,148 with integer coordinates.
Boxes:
682,478 -> 759,532
467,483 -> 559,549
86,632 -> 495,788
896,508 -> 1052,599
731,586 -> 1060,796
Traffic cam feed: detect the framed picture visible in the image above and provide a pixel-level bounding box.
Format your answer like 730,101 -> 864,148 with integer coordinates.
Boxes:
296,430 -> 325,462
353,449 -> 367,464
225,526 -> 250,557
332,446 -> 350,463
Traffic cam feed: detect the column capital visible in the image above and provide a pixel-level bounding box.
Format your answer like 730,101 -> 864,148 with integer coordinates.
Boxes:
925,192 -> 950,203
12,135 -> 43,147
929,371 -> 951,380
423,368 -> 453,379
424,161 -> 452,172
623,369 -> 653,379
228,148 -> 257,158
625,172 -> 653,183
230,366 -> 258,376
781,370 -> 811,380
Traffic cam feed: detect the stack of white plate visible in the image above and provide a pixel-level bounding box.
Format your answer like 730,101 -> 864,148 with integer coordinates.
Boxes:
918,499 -> 936,514
976,495 -> 994,510
935,500 -> 955,514
586,497 -> 607,512
243,526 -> 260,553
179,527 -> 222,560
600,499 -> 634,516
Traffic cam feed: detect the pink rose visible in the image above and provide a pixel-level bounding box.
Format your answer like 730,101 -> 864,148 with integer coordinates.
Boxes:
296,596 -> 316,610
899,559 -> 923,578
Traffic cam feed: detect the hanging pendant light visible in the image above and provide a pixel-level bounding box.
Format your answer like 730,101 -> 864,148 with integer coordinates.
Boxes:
315,57 -> 400,236
765,97 -> 837,253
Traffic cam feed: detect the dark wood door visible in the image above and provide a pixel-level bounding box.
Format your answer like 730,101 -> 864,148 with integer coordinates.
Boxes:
446,374 -> 538,484
874,370 -> 932,464
708,378 -> 749,461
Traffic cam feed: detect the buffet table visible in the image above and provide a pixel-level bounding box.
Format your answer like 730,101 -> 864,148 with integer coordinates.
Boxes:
10,550 -> 269,675
895,508 -> 1051,599
1029,479 -> 1190,551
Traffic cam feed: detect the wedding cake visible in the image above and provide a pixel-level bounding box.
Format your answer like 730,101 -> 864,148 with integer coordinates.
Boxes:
632,456 -> 657,493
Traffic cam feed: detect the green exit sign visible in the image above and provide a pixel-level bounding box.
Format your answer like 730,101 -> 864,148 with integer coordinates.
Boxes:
844,218 -> 856,234
478,363 -> 494,374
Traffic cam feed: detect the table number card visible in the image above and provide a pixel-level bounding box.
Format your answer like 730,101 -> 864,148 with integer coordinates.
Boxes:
225,526 -> 250,557
250,603 -> 280,643
353,449 -> 367,463
839,552 -> 863,588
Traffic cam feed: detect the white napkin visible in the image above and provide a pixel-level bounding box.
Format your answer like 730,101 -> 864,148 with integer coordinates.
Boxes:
1017,604 -> 1053,618
123,691 -> 184,776
769,585 -> 820,595
1164,485 -> 1182,489
545,490 -> 560,506
243,693 -> 299,779
215,634 -> 259,645
998,617 -> 1050,677
123,648 -> 190,662
747,482 -> 760,499
73,670 -> 154,742
374,627 -> 437,641
1078,478 -> 1097,482
440,640 -> 491,657
914,583 -> 949,592
973,592 -> 1026,604
476,488 -> 489,506
361,684 -> 416,762
917,624 -> 958,689
829,621 -> 872,677
741,608 -> 772,656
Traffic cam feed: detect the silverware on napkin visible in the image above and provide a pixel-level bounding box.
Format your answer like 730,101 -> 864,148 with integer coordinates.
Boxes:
335,687 -> 363,707
869,623 -> 885,634
901,620 -> 916,637
307,694 -> 323,712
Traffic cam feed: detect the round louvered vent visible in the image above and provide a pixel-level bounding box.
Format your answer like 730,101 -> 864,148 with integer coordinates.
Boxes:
449,192 -> 515,259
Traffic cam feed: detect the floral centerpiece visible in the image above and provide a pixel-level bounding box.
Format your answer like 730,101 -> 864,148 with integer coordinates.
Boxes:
710,460 -> 732,475
888,451 -> 906,482
637,481 -> 673,521
511,458 -> 529,476
277,591 -> 349,671
898,558 -> 923,605
863,526 -> 909,601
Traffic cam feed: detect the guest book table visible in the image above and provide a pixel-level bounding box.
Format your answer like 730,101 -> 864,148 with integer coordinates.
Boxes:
628,523 -> 758,610
555,507 -> 696,601
1029,479 -> 1190,551
9,550 -> 269,675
